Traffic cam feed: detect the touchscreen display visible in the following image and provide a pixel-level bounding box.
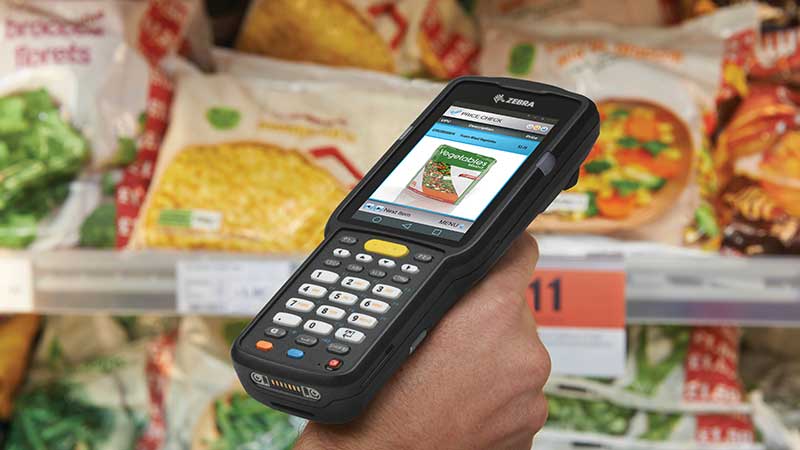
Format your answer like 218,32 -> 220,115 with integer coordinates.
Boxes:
352,103 -> 558,241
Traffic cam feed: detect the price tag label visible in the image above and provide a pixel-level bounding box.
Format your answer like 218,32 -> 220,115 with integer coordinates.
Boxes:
0,258 -> 33,313
528,256 -> 626,377
177,260 -> 294,315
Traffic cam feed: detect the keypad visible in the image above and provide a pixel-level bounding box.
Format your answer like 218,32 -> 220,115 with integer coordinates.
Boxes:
333,248 -> 351,258
360,298 -> 390,314
304,320 -> 333,336
355,253 -> 373,263
339,236 -> 358,245
373,284 -> 402,299
298,283 -> 327,298
311,269 -> 340,284
286,298 -> 315,313
316,305 -> 346,320
265,327 -> 287,338
414,253 -> 433,263
346,264 -> 364,273
273,312 -> 302,328
327,342 -> 350,355
401,264 -> 419,274
392,275 -> 410,284
329,291 -> 358,306
378,258 -> 396,268
342,276 -> 370,291
295,334 -> 318,347
348,313 -> 378,329
335,327 -> 366,344
252,231 -> 440,373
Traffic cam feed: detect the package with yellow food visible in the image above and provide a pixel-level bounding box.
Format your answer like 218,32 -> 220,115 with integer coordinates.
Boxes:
235,0 -> 479,79
479,4 -> 757,249
131,58 -> 440,252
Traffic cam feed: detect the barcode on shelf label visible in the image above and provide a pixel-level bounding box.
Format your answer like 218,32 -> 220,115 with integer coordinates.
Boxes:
177,261 -> 294,315
0,258 -> 33,312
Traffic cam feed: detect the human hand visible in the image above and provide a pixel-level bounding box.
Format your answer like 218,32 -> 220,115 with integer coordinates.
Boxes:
295,233 -> 550,450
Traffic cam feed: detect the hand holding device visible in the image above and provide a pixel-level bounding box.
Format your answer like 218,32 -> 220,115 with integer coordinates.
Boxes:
293,234 -> 549,450
231,76 -> 599,423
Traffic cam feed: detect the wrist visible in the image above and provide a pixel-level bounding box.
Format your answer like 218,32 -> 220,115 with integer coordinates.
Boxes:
294,423 -> 361,450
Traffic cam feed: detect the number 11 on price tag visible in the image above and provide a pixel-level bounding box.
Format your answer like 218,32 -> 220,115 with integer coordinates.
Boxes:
527,256 -> 626,377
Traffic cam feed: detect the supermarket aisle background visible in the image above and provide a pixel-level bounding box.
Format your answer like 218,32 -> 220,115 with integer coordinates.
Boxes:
2,0 -> 800,449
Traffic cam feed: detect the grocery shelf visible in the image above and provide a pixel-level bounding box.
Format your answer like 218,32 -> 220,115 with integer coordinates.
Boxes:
1,248 -> 799,326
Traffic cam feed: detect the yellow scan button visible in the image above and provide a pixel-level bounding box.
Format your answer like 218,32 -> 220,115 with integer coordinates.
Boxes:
364,239 -> 409,258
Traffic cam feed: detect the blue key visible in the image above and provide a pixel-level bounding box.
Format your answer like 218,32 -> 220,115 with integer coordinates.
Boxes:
287,348 -> 304,359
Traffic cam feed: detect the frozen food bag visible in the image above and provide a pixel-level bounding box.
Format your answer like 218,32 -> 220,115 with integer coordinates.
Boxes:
546,326 -> 749,414
165,317 -> 301,450
0,0 -> 209,168
0,0 -> 211,249
131,60 -> 439,253
0,315 -> 39,421
713,28 -> 800,255
405,145 -> 495,204
5,316 -> 178,450
479,4 -> 757,249
0,73 -> 99,249
535,394 -> 794,450
235,0 -> 479,79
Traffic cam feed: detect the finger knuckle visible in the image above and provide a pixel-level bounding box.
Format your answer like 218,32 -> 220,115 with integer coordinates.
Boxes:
530,394 -> 549,433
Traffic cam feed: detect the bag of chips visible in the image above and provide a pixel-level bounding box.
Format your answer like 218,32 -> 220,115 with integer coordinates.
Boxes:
131,56 -> 440,252
235,0 -> 479,79
479,4 -> 757,250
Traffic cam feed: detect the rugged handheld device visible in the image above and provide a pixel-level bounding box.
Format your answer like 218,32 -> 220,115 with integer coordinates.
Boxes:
231,77 -> 599,423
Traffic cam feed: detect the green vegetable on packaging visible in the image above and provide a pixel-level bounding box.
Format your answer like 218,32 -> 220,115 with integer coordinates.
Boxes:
79,203 -> 116,248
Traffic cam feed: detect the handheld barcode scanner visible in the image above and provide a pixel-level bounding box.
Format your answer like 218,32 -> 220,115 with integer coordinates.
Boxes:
232,77 -> 599,423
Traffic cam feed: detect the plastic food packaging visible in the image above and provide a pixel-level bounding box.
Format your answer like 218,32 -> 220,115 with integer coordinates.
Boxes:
714,28 -> 800,255
0,315 -> 39,421
5,316 -> 174,450
131,56 -> 440,252
235,0 -> 479,79
0,0 -> 211,249
479,4 -> 757,249
405,145 -> 495,204
168,317 -> 301,450
547,326 -> 750,414
539,395 -> 765,450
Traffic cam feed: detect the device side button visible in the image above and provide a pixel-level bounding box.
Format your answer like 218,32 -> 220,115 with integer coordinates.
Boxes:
409,330 -> 428,355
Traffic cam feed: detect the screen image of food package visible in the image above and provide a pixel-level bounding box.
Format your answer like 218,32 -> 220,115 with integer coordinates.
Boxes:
404,145 -> 496,205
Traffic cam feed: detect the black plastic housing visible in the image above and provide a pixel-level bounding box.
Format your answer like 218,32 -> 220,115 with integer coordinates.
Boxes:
231,76 -> 599,423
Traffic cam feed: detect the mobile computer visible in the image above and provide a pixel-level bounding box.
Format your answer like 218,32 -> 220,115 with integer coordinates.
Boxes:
231,77 -> 600,423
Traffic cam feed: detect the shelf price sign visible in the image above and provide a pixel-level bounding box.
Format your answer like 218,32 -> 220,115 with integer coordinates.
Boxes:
0,258 -> 33,313
177,260 -> 294,315
528,256 -> 626,377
